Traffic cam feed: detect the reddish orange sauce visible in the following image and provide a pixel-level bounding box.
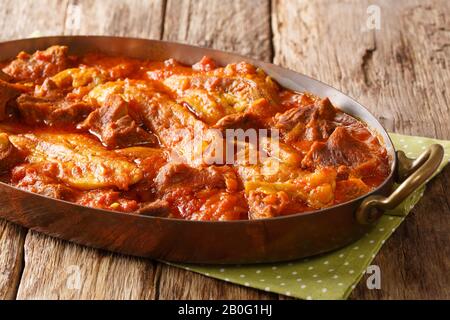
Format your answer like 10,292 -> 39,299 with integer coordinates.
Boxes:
0,46 -> 390,220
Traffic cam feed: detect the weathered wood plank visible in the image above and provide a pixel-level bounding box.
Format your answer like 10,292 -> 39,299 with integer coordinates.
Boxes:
163,0 -> 273,62
272,0 -> 450,139
62,0 -> 165,38
0,0 -> 70,300
0,0 -> 69,41
0,0 -> 165,41
3,0 -> 166,300
272,0 -> 450,299
16,232 -> 157,299
157,265 -> 278,300
0,221 -> 25,300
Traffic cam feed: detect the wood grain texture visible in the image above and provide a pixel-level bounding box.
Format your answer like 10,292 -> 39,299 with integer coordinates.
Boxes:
16,232 -> 157,300
163,0 -> 273,61
63,0 -> 165,38
0,0 -> 69,300
0,0 -> 69,41
0,221 -> 25,299
272,0 -> 450,299
272,0 -> 450,139
157,265 -> 278,300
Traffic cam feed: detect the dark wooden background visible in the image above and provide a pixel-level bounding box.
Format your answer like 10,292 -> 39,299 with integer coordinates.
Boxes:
0,0 -> 448,299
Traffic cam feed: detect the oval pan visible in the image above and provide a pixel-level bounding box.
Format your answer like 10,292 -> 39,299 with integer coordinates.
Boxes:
0,36 -> 396,264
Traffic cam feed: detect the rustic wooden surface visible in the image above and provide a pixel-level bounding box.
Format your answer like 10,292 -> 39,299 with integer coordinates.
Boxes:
0,0 -> 448,300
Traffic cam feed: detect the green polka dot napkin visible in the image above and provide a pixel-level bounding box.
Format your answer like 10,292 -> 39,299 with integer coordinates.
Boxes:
168,133 -> 450,300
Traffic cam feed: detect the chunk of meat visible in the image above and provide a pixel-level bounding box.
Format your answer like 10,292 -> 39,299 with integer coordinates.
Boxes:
247,190 -> 308,219
34,78 -> 64,99
213,113 -> 252,130
16,94 -> 93,126
0,70 -> 12,82
301,126 -> 372,169
78,94 -> 157,149
155,162 -> 236,192
116,147 -> 167,202
136,199 -> 170,217
76,189 -> 139,212
192,56 -> 216,72
274,98 -> 337,142
163,187 -> 248,221
278,90 -> 317,110
0,79 -> 21,120
154,162 -> 246,220
212,99 -> 272,130
2,46 -> 70,82
11,163 -> 76,200
0,133 -> 24,172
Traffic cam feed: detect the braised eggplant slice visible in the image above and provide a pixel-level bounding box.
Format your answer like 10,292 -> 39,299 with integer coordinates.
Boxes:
9,132 -> 143,190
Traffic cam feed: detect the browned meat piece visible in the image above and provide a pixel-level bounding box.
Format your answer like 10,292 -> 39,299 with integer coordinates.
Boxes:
274,98 -> 337,142
20,181 -> 73,199
278,90 -> 317,110
0,79 -> 21,120
155,162 -> 231,193
16,94 -> 93,126
301,127 -> 372,169
213,113 -> 256,130
247,190 -> 308,220
34,78 -> 65,99
2,46 -> 70,82
0,70 -> 12,82
11,163 -> 75,200
75,189 -> 140,212
153,162 -> 246,220
192,56 -> 217,72
336,165 -> 351,181
78,95 -> 157,149
136,199 -> 170,217
0,133 -> 25,172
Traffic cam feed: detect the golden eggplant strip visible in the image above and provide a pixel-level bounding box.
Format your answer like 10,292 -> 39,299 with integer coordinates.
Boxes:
162,63 -> 280,126
50,67 -> 106,89
9,132 -> 142,190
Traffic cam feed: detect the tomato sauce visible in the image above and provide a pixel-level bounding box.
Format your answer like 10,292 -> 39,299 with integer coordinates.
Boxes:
0,45 -> 390,220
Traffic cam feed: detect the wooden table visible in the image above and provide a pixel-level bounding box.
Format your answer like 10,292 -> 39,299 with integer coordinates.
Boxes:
0,0 -> 448,300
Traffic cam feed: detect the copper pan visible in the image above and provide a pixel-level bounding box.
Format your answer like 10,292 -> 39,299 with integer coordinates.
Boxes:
0,36 -> 444,264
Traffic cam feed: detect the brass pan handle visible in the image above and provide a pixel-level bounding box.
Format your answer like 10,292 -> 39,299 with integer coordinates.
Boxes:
356,144 -> 444,225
